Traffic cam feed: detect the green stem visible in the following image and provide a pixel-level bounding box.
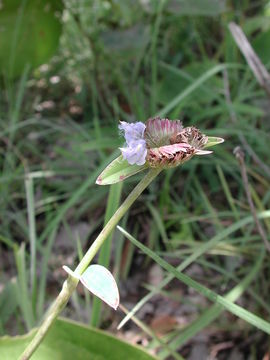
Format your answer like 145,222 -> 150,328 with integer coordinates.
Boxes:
19,167 -> 161,360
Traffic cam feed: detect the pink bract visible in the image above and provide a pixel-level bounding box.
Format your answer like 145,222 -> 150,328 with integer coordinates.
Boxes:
145,117 -> 183,148
144,117 -> 210,168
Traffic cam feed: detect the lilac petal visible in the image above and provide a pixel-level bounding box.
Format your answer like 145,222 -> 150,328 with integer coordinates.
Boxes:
119,121 -> 146,146
118,122 -> 147,166
135,147 -> 147,165
120,140 -> 147,166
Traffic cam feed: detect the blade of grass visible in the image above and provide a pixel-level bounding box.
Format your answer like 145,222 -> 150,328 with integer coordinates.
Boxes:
114,213 -> 129,281
117,210 -> 270,329
25,175 -> 37,318
158,249 -> 265,358
216,164 -> 240,221
121,224 -> 138,280
14,243 -> 35,330
76,234 -> 91,323
38,150 -> 119,246
147,202 -> 168,245
150,0 -> 167,114
91,182 -> 123,327
118,226 -> 270,335
157,63 -> 241,117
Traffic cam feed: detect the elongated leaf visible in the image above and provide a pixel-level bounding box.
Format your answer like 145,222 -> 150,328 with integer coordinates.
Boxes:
96,155 -> 148,185
118,226 -> 270,335
158,251 -> 265,359
117,211 -> 270,330
92,182 -> 123,326
0,318 -> 156,359
80,265 -> 120,310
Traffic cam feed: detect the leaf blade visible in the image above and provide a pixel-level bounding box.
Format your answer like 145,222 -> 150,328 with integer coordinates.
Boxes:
96,155 -> 148,185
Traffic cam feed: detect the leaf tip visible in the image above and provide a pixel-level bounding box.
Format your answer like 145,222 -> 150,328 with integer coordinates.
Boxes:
112,302 -> 119,311
204,136 -> 225,148
96,176 -> 103,185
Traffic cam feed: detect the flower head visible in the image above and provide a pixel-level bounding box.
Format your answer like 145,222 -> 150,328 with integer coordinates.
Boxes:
146,120 -> 211,168
119,117 -> 223,168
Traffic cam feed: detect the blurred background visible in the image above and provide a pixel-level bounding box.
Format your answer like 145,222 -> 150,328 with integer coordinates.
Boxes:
1,0 -> 270,359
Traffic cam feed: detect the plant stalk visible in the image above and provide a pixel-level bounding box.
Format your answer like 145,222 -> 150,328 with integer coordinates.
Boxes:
19,167 -> 161,360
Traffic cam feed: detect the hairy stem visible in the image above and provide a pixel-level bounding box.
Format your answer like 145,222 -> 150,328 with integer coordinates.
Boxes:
20,167 -> 161,360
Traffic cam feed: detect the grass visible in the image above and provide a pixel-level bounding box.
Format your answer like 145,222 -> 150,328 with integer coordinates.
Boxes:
0,0 -> 270,358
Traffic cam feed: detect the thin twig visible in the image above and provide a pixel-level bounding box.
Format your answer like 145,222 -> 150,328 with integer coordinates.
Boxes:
223,69 -> 270,178
234,146 -> 270,254
229,22 -> 270,98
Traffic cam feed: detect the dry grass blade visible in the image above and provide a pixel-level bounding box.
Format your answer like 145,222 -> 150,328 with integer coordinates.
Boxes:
234,146 -> 270,254
223,68 -> 270,178
229,22 -> 270,98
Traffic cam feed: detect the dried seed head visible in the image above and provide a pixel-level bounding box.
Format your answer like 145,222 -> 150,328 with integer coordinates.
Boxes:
145,119 -> 209,168
170,126 -> 208,149
146,143 -> 195,168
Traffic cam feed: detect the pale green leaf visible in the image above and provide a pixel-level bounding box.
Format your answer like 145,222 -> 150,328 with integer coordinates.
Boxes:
96,155 -> 148,185
80,265 -> 119,310
204,136 -> 224,148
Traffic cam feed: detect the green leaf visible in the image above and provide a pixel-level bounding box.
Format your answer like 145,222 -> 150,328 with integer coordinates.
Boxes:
0,0 -> 63,78
0,318 -> 156,360
80,265 -> 120,310
204,136 -> 224,148
96,155 -> 148,185
0,281 -> 18,330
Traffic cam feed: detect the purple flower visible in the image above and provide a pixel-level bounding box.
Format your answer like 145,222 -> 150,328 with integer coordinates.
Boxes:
119,121 -> 147,166
119,121 -> 146,145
